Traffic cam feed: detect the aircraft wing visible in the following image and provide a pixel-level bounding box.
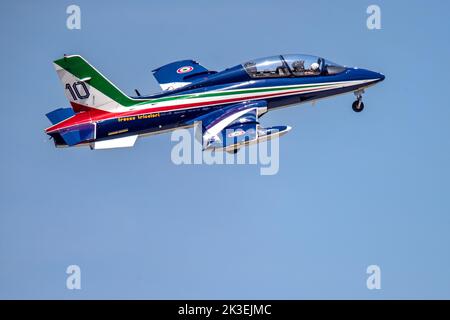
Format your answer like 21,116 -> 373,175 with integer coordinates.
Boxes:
191,100 -> 291,152
152,60 -> 216,91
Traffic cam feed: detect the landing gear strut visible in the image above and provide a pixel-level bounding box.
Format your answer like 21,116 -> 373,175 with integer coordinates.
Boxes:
352,90 -> 365,113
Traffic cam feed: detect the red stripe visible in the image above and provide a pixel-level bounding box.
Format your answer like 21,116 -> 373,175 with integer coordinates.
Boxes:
46,86 -> 328,133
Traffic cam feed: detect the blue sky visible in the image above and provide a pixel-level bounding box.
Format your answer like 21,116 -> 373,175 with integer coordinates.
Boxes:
1,0 -> 450,299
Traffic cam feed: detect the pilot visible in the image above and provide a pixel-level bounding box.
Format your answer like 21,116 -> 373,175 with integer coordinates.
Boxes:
292,60 -> 305,74
310,62 -> 320,72
276,66 -> 289,76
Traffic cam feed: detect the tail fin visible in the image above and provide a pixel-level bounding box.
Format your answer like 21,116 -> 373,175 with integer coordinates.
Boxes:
53,55 -> 137,112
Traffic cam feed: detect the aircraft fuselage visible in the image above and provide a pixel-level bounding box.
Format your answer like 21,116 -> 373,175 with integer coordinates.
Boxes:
45,54 -> 385,149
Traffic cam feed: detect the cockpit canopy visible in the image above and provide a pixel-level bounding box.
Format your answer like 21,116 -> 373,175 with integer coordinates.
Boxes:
242,54 -> 345,78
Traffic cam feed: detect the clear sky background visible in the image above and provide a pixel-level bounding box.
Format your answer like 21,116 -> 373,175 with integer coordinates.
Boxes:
1,0 -> 450,299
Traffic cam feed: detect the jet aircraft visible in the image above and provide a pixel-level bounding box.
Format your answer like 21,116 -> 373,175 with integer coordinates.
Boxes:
45,54 -> 384,152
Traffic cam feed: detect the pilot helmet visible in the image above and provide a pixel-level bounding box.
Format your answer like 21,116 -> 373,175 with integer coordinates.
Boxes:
310,62 -> 320,71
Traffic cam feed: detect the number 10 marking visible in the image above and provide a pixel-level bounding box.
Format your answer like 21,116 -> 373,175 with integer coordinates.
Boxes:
66,81 -> 90,100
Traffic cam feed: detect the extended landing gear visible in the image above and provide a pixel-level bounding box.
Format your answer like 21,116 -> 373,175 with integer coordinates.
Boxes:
352,100 -> 364,112
352,90 -> 365,113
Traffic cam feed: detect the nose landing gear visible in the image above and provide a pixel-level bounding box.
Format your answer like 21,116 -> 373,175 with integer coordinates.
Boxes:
352,90 -> 365,113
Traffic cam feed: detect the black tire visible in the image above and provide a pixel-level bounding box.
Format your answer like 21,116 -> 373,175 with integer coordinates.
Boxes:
352,100 -> 364,112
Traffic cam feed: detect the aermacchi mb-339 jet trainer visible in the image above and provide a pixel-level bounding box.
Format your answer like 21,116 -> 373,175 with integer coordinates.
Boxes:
45,54 -> 384,152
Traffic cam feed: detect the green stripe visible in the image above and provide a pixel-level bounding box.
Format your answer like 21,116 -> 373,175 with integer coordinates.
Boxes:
146,83 -> 331,104
55,56 -> 141,107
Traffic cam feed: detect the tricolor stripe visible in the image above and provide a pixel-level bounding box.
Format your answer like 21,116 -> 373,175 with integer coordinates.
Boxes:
46,79 -> 373,133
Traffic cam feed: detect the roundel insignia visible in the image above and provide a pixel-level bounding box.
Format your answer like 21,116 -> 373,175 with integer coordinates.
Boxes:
227,129 -> 246,138
176,66 -> 194,74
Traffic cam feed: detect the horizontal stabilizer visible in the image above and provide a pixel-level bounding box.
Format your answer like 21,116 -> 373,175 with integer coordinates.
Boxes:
212,125 -> 292,153
59,123 -> 96,146
208,122 -> 258,150
193,100 -> 267,149
191,99 -> 290,152
257,125 -> 292,143
152,60 -> 216,91
46,108 -> 75,125
92,135 -> 138,150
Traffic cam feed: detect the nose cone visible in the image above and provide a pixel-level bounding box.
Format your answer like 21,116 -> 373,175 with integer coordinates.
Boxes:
372,71 -> 385,83
349,68 -> 385,84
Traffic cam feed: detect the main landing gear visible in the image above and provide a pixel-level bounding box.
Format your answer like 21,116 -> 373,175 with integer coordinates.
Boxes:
352,90 -> 365,113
